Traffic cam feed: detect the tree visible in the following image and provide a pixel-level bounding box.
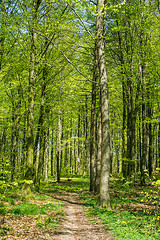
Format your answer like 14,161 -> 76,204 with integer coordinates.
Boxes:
25,0 -> 42,181
97,0 -> 111,207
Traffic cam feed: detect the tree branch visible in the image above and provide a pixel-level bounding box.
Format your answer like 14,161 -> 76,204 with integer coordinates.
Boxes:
67,3 -> 92,37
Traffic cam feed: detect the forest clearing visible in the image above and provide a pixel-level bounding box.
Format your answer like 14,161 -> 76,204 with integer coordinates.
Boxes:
0,0 -> 160,239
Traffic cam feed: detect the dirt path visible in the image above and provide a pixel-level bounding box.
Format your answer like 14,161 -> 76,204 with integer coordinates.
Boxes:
54,192 -> 115,240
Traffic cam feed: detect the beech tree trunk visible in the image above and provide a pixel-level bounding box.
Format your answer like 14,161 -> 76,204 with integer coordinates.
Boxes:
97,0 -> 111,207
90,41 -> 98,192
25,0 -> 41,180
95,107 -> 101,193
51,128 -> 54,176
77,111 -> 80,174
0,0 -> 5,70
44,127 -> 49,181
158,122 -> 160,168
56,108 -> 62,183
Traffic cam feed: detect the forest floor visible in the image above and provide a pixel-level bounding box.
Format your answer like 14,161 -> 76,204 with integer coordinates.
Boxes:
0,180 -> 115,240
0,175 -> 160,239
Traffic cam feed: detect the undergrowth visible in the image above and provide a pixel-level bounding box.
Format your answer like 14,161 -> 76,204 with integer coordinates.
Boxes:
0,182 -> 64,238
79,176 -> 160,240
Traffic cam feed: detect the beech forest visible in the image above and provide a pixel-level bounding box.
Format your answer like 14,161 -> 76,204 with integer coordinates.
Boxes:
0,1 -> 160,239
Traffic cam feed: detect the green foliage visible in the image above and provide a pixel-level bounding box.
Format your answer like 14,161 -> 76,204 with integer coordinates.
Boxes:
0,203 -> 7,215
42,177 -> 89,194
142,180 -> 160,228
9,202 -> 62,216
36,215 -> 59,229
45,216 -> 59,229
0,182 -> 64,237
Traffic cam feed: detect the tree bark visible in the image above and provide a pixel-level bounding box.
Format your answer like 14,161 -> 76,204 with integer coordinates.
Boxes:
56,108 -> 62,183
158,122 -> 160,168
95,107 -> 101,194
0,0 -> 5,70
77,111 -> 80,174
44,127 -> 49,181
90,41 -> 98,192
51,128 -> 54,177
97,0 -> 111,207
25,0 -> 41,180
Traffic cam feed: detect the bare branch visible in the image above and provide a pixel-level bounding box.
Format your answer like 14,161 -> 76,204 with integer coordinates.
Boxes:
67,3 -> 92,37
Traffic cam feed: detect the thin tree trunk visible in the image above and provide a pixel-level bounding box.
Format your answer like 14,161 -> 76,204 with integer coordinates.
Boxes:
44,127 -> 49,181
56,108 -> 62,182
74,138 -> 77,175
90,41 -> 98,191
141,78 -> 147,184
0,0 -> 5,70
147,94 -> 153,178
21,113 -> 27,177
77,111 -> 81,174
70,118 -> 72,174
36,124 -> 45,190
51,128 -> 54,177
158,122 -> 160,168
95,107 -> 101,194
0,127 -> 6,178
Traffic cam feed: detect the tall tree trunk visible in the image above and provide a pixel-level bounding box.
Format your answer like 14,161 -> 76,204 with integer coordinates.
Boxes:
44,127 -> 49,181
34,74 -> 46,186
137,110 -> 141,173
95,107 -> 101,194
0,127 -> 6,177
56,108 -> 62,183
25,0 -> 41,180
116,19 -> 127,179
10,89 -> 20,181
0,0 -> 5,70
110,129 -> 113,174
158,122 -> 160,168
141,79 -> 147,184
85,95 -> 88,176
21,113 -> 27,177
90,41 -> 98,191
74,138 -> 77,174
147,90 -> 153,178
97,0 -> 111,207
122,79 -> 127,179
36,123 -> 45,190
51,128 -> 54,177
77,110 -> 81,174
70,118 -> 73,174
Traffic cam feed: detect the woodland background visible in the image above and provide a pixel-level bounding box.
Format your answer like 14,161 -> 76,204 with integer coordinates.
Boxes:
0,0 -> 160,193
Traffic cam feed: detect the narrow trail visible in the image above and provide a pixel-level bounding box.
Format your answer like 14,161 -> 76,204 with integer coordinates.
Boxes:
54,192 -> 115,240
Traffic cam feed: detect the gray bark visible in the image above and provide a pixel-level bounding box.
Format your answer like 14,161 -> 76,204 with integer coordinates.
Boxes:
97,0 -> 111,207
25,0 -> 41,180
56,108 -> 62,182
90,41 -> 98,192
44,128 -> 49,181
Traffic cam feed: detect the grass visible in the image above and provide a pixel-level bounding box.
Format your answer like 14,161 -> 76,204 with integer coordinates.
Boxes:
8,202 -> 62,216
0,184 -> 64,238
79,176 -> 160,240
